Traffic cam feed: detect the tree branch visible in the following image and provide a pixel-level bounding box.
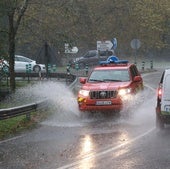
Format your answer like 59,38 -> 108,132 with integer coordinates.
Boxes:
14,0 -> 29,36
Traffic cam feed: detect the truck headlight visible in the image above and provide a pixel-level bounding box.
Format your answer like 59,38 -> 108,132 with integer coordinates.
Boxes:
79,89 -> 90,97
118,88 -> 131,96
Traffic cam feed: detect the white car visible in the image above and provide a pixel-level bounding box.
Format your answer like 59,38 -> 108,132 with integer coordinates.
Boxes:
0,55 -> 46,73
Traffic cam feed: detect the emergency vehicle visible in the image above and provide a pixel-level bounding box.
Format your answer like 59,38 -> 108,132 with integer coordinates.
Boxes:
77,56 -> 143,113
156,69 -> 170,129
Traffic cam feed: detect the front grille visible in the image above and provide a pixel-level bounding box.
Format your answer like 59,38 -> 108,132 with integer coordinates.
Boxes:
89,90 -> 117,99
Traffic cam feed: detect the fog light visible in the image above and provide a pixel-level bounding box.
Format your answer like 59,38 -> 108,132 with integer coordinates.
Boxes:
78,97 -> 86,103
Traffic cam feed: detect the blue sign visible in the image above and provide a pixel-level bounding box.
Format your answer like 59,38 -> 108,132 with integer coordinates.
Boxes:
111,38 -> 117,49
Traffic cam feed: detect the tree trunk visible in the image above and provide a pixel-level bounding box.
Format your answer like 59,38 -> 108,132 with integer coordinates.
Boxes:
8,13 -> 16,91
7,0 -> 29,91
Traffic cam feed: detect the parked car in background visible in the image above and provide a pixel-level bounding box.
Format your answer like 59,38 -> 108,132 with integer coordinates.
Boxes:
70,50 -> 114,69
156,69 -> 170,129
0,55 -> 46,73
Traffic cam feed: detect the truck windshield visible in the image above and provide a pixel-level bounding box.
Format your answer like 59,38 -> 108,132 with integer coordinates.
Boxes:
88,69 -> 130,82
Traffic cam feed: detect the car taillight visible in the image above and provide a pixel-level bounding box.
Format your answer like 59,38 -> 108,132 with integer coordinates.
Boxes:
157,85 -> 162,99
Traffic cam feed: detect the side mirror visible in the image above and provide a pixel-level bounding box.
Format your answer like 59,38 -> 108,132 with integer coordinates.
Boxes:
79,77 -> 86,84
134,76 -> 142,82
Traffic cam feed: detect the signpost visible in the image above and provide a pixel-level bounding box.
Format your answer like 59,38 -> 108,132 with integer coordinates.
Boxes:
97,38 -> 117,51
130,39 -> 141,50
130,39 -> 141,65
97,38 -> 117,63
97,40 -> 113,51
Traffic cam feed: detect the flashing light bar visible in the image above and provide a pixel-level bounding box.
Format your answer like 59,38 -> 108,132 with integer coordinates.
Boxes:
99,56 -> 128,65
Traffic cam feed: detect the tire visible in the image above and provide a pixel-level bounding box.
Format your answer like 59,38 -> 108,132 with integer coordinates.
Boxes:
2,65 -> 9,73
79,63 -> 85,69
156,114 -> 164,130
33,65 -> 41,73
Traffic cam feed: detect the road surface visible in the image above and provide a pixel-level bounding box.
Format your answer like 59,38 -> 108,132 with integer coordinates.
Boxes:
0,70 -> 170,169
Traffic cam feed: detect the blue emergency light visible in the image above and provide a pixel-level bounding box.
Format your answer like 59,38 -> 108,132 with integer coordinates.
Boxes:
99,56 -> 128,65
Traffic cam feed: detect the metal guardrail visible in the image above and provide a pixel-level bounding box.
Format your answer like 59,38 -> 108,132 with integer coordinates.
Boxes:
0,100 -> 48,120
14,72 -> 75,78
0,74 -> 77,121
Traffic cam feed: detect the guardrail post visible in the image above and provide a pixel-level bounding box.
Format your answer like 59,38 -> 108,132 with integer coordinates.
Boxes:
28,64 -> 31,73
75,63 -> 79,76
142,61 -> 145,71
150,60 -> 153,69
66,64 -> 71,85
75,63 -> 79,70
66,64 -> 70,74
26,64 -> 28,73
26,112 -> 31,121
85,64 -> 88,75
52,64 -> 57,72
3,66 -> 9,85
47,64 -> 51,79
26,64 -> 30,82
48,64 -> 51,72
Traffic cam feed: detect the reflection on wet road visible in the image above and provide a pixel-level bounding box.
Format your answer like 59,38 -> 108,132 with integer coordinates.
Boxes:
1,71 -> 170,169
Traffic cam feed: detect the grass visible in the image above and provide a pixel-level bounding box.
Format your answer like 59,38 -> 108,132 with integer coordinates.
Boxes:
0,116 -> 29,139
0,110 -> 48,140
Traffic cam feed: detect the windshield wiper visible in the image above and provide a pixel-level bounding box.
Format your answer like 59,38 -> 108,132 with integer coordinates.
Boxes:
88,79 -> 104,82
103,79 -> 122,82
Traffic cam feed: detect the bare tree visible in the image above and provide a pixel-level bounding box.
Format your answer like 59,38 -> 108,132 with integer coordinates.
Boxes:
2,0 -> 29,91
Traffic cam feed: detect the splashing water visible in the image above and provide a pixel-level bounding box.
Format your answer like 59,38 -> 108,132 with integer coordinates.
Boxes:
25,81 -> 84,126
1,81 -> 155,127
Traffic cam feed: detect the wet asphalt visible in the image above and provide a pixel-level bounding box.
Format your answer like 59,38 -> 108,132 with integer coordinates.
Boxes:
0,70 -> 170,169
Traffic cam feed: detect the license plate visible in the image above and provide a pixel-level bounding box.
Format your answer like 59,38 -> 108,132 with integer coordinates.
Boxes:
96,101 -> 112,105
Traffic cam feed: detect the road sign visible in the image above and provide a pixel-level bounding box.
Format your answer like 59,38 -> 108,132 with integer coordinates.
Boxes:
97,40 -> 113,51
130,39 -> 141,49
65,43 -> 78,54
71,46 -> 78,53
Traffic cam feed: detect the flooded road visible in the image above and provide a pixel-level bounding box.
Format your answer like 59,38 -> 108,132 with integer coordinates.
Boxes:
1,70 -> 170,169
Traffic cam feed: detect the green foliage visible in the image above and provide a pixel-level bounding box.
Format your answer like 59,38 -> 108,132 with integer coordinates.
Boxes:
17,0 -> 169,55
0,0 -> 169,61
0,1 -> 8,58
133,0 -> 170,49
0,115 -> 30,139
0,110 -> 48,140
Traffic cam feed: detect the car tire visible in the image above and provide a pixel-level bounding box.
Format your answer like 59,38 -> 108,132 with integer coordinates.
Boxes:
33,65 -> 41,73
2,65 -> 9,73
156,114 -> 164,129
79,63 -> 85,69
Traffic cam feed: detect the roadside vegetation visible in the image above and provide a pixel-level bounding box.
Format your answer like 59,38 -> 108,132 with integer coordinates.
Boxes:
0,111 -> 48,140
